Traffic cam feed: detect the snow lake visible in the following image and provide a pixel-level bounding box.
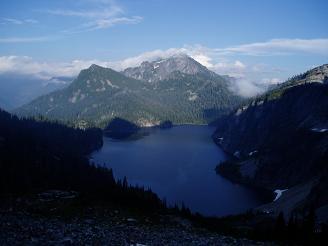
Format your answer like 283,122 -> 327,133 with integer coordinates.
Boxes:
92,125 -> 262,216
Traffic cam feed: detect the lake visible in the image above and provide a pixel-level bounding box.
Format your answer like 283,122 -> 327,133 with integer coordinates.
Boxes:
92,125 -> 262,217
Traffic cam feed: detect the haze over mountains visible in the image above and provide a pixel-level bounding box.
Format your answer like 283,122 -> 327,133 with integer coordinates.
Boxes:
0,74 -> 72,110
16,55 -> 242,128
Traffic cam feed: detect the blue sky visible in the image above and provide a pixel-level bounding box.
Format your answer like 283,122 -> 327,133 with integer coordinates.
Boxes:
0,0 -> 327,96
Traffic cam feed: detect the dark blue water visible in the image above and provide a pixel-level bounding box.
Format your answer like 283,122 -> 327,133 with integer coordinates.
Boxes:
92,125 -> 262,217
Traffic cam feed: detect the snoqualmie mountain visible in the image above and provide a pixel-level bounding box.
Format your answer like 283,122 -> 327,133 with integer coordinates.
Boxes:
15,55 -> 242,128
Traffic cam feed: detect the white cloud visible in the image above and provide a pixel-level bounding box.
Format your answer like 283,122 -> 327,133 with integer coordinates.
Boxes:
0,36 -> 52,43
0,52 -> 284,98
0,1 -> 141,42
43,0 -> 142,32
45,7 -> 122,19
1,37 -> 324,97
228,77 -> 283,98
1,18 -> 38,25
212,60 -> 247,78
24,19 -> 39,24
229,78 -> 266,98
215,38 -> 328,56
234,60 -> 246,69
114,46 -> 217,70
73,16 -> 142,32
115,48 -> 188,69
0,56 -> 94,79
190,54 -> 213,68
91,16 -> 142,29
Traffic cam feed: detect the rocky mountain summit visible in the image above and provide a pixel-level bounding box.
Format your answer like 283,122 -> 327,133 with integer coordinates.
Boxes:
270,64 -> 328,94
123,54 -> 214,82
288,64 -> 328,85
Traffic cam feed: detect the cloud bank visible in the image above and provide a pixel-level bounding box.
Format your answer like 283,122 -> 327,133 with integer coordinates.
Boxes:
0,38 -> 326,97
1,18 -> 38,25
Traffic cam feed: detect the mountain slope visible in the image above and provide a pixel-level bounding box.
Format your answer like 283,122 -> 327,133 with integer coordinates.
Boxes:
15,56 -> 242,127
15,65 -> 166,128
213,64 -> 328,219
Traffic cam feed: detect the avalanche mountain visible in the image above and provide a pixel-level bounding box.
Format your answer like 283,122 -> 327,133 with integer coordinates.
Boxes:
15,55 -> 241,128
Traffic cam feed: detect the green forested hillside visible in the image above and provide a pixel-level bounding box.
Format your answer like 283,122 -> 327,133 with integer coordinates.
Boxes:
213,64 -> 328,222
15,56 -> 242,128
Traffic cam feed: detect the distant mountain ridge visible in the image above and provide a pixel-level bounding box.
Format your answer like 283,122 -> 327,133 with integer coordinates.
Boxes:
0,74 -> 72,110
15,55 -> 242,128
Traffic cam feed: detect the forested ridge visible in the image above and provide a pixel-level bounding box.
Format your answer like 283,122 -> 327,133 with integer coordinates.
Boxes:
0,109 -> 163,210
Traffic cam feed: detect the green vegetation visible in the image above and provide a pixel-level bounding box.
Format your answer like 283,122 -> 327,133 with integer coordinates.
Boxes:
15,63 -> 242,128
0,108 -> 163,211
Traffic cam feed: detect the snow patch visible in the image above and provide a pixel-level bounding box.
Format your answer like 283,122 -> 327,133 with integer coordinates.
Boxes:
249,150 -> 258,156
234,151 -> 240,158
106,80 -> 119,88
45,107 -> 54,114
80,93 -> 86,101
137,118 -> 160,127
217,137 -> 223,141
69,89 -> 81,103
96,87 -> 106,92
189,94 -> 198,101
274,189 -> 288,201
155,59 -> 166,64
186,90 -> 198,101
311,128 -> 328,133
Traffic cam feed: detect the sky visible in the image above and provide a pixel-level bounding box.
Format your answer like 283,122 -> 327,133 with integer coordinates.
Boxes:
0,0 -> 327,96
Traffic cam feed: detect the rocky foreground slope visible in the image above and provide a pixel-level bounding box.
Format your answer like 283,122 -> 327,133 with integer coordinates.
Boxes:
214,64 -> 328,220
0,192 -> 273,246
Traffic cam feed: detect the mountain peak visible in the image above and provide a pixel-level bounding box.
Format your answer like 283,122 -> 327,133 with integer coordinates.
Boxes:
123,54 -> 211,82
88,64 -> 105,71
